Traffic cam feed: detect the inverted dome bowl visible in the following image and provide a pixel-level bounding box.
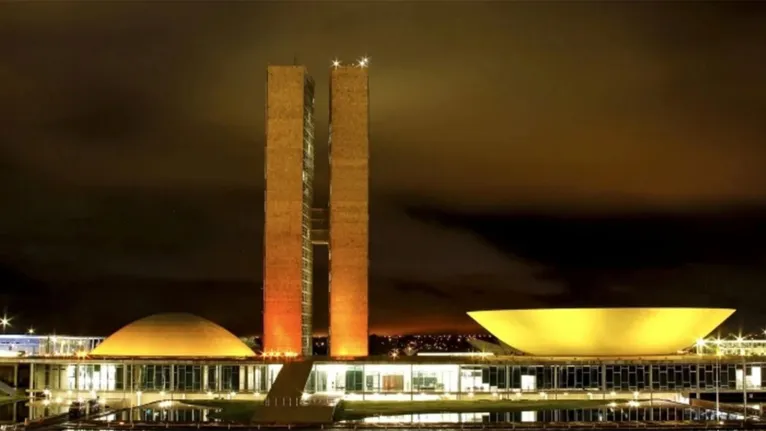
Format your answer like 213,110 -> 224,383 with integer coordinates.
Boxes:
468,308 -> 734,357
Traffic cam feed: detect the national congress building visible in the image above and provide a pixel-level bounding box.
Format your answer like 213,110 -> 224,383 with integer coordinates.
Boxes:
1,60 -> 765,425
264,59 -> 370,358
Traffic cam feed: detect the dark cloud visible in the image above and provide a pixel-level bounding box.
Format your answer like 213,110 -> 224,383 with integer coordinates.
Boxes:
1,2 -> 765,334
43,87 -> 157,145
0,264 -> 45,297
391,281 -> 452,300
407,207 -> 766,270
406,205 -> 766,332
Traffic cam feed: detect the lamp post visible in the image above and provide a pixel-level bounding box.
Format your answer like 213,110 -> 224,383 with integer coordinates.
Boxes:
0,315 -> 11,333
715,351 -> 721,421
742,352 -> 748,423
736,335 -> 747,423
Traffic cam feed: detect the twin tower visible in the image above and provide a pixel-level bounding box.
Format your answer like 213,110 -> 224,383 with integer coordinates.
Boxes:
263,60 -> 369,357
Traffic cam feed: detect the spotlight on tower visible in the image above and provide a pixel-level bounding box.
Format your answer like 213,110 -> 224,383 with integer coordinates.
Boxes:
332,59 -> 341,68
358,56 -> 369,68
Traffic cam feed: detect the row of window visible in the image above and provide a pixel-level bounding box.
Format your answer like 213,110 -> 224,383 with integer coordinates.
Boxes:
37,363 -> 762,394
35,364 -> 283,393
482,364 -> 762,391
304,364 -> 765,393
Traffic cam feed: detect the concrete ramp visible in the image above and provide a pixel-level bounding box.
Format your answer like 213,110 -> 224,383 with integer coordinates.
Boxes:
265,359 -> 314,403
257,359 -> 334,424
691,398 -> 761,418
0,380 -> 17,396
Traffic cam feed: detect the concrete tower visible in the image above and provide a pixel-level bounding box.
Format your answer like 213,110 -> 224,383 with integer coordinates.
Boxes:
328,62 -> 369,357
263,65 -> 315,356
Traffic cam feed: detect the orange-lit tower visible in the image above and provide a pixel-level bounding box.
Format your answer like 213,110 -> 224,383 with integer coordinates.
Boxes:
263,65 -> 315,356
328,59 -> 369,357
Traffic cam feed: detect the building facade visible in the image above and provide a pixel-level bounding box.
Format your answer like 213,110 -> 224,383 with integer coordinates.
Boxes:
263,66 -> 316,356
328,65 -> 370,358
13,356 -> 766,404
263,62 -> 370,358
0,335 -> 103,357
4,311 -> 758,423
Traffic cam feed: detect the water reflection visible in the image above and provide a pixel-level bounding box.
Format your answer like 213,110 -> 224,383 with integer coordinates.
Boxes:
3,401 -> 743,428
98,405 -> 217,424
28,403 -> 71,421
0,401 -> 29,424
358,407 -> 708,424
23,401 -> 216,425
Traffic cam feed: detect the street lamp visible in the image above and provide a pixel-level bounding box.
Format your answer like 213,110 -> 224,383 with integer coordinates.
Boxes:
716,349 -> 722,421
0,315 -> 11,333
696,338 -> 706,355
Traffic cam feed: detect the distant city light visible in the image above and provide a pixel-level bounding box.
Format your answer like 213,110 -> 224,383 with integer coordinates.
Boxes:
27,327 -> 35,335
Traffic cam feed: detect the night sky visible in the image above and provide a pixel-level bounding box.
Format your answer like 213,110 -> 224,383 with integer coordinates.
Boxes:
1,2 -> 765,336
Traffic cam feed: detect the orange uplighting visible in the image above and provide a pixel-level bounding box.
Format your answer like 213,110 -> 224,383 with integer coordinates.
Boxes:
329,278 -> 369,357
328,66 -> 369,358
262,281 -> 304,355
264,66 -> 314,356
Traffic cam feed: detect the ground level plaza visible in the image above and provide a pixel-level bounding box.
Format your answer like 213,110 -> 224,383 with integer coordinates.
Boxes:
5,356 -> 766,404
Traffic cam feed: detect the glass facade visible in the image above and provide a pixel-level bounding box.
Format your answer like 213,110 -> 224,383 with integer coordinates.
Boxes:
0,335 -> 104,357
302,361 -> 766,397
27,360 -> 766,399
300,76 -> 315,357
173,365 -> 202,392
32,364 -> 282,394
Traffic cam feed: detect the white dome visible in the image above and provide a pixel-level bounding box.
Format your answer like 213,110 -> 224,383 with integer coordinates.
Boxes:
90,313 -> 255,358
